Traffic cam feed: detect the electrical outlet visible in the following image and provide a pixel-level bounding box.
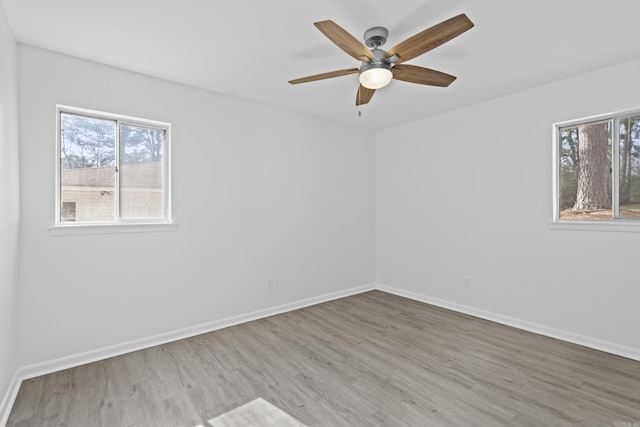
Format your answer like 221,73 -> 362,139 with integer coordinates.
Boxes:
266,279 -> 273,291
464,276 -> 471,288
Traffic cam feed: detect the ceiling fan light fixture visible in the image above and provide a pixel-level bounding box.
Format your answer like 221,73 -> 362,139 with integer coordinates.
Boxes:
359,62 -> 393,89
291,15 -> 474,105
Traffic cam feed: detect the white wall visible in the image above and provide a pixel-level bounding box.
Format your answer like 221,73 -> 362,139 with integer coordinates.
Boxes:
18,45 -> 375,366
0,0 -> 20,414
15,31 -> 640,375
376,57 -> 640,353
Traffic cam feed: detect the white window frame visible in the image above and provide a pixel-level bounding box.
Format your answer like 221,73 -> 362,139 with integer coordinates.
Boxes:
550,107 -> 640,232
52,105 -> 175,235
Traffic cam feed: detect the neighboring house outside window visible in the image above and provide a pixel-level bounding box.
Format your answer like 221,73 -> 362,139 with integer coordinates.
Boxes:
56,106 -> 171,227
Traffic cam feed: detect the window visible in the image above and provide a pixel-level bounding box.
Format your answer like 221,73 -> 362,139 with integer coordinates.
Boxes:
61,201 -> 77,222
553,108 -> 640,223
56,106 -> 171,227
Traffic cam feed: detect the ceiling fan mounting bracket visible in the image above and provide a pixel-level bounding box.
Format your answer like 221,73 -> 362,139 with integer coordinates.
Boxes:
363,26 -> 388,48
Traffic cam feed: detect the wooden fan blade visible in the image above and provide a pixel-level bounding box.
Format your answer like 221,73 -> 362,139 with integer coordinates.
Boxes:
356,85 -> 376,106
392,64 -> 456,87
314,20 -> 373,62
288,68 -> 359,85
384,14 -> 474,64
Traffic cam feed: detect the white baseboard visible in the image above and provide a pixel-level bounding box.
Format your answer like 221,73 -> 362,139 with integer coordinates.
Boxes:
4,281 -> 639,425
376,283 -> 640,362
1,284 -> 374,424
17,284 -> 375,382
0,370 -> 21,427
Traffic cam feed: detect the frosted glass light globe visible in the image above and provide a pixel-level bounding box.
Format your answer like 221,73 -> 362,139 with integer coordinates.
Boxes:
359,67 -> 392,89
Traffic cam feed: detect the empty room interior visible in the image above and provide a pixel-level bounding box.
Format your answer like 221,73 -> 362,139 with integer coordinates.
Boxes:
1,1 -> 640,426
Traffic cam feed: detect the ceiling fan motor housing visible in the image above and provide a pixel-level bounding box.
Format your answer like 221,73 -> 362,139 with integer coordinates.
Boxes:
360,48 -> 391,69
360,53 -> 392,73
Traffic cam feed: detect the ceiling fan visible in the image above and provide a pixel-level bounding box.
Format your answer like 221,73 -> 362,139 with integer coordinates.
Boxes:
288,14 -> 474,106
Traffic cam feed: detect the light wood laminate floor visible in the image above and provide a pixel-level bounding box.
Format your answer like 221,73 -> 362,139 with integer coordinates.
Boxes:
7,291 -> 640,426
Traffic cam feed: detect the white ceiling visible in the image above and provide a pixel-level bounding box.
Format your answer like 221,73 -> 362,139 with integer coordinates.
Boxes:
4,0 -> 640,131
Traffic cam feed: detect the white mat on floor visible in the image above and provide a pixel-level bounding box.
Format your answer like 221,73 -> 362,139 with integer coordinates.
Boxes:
207,398 -> 307,427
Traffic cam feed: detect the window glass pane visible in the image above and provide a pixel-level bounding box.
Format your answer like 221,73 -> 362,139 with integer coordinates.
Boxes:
619,116 -> 640,219
61,201 -> 76,222
60,113 -> 116,222
558,120 -> 612,220
119,124 -> 165,219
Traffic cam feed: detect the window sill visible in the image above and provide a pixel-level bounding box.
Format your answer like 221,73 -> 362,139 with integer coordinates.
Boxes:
48,222 -> 178,236
548,220 -> 640,233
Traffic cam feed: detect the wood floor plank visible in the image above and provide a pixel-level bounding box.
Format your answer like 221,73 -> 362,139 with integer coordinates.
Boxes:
7,290 -> 640,426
